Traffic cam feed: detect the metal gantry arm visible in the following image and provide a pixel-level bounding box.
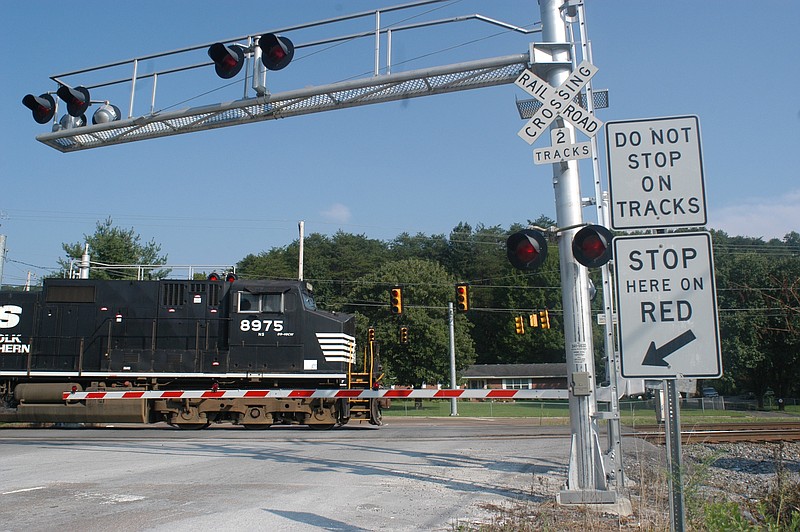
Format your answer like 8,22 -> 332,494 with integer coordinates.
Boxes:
36,54 -> 530,152
32,0 -> 542,152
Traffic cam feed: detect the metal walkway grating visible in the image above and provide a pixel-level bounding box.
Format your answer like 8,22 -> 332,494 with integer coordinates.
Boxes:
37,54 -> 530,153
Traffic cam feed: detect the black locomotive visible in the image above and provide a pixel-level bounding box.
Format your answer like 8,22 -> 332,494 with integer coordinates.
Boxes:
0,277 -> 377,428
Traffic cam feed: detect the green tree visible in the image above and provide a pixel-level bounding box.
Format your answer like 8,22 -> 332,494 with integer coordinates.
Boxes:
347,258 -> 476,387
712,230 -> 800,403
60,217 -> 168,280
388,232 -> 449,264
237,231 -> 390,311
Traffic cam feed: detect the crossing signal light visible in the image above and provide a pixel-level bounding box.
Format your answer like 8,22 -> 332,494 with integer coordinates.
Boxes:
368,328 -> 375,343
390,287 -> 403,315
22,93 -> 56,124
514,316 -> 525,335
399,326 -> 409,344
259,33 -> 294,71
506,229 -> 548,270
572,224 -> 614,268
455,284 -> 469,312
539,309 -> 551,329
56,85 -> 91,118
92,103 -> 122,124
208,43 -> 247,79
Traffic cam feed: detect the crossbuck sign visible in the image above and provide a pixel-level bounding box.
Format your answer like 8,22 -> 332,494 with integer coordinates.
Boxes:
515,61 -> 602,145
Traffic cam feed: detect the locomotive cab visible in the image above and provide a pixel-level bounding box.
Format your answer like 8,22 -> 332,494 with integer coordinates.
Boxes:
227,280 -> 355,381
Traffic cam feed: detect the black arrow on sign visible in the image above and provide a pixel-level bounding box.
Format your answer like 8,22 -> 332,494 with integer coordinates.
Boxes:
642,330 -> 697,367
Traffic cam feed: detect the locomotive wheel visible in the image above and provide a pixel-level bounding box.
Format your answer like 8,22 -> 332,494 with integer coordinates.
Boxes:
307,423 -> 336,430
174,422 -> 211,430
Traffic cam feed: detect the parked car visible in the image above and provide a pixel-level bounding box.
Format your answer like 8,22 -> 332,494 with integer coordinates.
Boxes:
701,386 -> 719,398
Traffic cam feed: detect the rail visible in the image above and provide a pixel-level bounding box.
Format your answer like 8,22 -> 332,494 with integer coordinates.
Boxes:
630,422 -> 800,444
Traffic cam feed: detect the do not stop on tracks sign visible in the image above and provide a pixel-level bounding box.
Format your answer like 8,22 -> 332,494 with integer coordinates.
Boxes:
613,232 -> 722,379
607,115 -> 707,230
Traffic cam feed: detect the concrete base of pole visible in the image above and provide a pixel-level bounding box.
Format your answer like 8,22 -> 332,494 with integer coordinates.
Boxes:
557,491 -> 632,515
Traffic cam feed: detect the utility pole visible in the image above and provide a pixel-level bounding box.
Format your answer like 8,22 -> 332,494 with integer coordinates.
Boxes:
0,235 -> 6,289
537,0 -> 615,504
298,220 -> 305,281
447,302 -> 458,416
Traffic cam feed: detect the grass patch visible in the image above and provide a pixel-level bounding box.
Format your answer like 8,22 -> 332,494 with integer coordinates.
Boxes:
382,399 -> 571,420
382,398 -> 800,424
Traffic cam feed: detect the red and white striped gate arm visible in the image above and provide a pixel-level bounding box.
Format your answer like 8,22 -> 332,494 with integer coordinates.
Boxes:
62,388 -> 568,401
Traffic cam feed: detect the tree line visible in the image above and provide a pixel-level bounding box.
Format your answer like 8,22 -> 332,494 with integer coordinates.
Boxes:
58,218 -> 800,398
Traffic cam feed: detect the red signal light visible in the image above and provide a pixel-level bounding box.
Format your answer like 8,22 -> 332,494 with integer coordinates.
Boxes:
225,273 -> 237,283
572,225 -> 614,268
506,229 -> 548,270
455,284 -> 469,312
259,33 -> 294,71
208,272 -> 221,281
22,93 -> 56,124
56,85 -> 90,117
208,43 -> 246,79
390,287 -> 403,315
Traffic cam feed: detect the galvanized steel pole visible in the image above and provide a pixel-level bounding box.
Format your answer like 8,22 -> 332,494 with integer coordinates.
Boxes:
537,0 -> 612,503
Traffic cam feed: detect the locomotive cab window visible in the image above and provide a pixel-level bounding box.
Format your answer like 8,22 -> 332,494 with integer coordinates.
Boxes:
302,293 -> 316,311
237,292 -> 283,313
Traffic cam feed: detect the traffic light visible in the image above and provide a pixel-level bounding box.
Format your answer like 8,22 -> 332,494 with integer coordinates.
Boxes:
208,43 -> 247,79
22,93 -> 56,124
56,85 -> 91,117
514,316 -> 525,335
528,313 -> 539,328
572,224 -> 614,268
259,33 -> 294,71
208,272 -> 222,281
399,326 -> 409,344
368,327 -> 375,343
455,284 -> 469,312
390,286 -> 403,315
506,229 -> 548,270
539,309 -> 551,329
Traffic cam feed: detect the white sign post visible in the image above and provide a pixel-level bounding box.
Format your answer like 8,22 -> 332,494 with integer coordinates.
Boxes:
607,115 -> 707,230
613,232 -> 721,379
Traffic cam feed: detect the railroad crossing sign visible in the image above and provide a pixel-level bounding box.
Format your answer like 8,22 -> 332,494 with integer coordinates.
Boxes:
606,115 -> 707,230
515,60 -> 602,145
613,232 -> 722,379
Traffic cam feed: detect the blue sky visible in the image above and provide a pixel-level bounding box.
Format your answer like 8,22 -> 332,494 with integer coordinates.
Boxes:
2,1 -> 798,285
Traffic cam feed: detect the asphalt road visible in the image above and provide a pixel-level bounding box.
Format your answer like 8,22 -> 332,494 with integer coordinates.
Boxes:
0,417 -> 572,531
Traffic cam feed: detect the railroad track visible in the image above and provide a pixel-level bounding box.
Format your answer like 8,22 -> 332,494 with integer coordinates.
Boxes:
629,421 -> 800,444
